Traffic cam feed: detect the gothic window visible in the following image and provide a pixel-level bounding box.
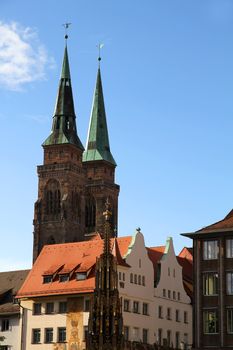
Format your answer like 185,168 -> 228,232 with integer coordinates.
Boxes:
85,196 -> 96,231
45,180 -> 61,217
72,191 -> 81,220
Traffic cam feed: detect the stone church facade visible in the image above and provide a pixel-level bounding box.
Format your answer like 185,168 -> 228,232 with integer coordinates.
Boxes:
33,44 -> 119,262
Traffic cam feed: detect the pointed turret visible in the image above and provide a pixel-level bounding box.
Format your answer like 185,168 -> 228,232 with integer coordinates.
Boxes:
83,67 -> 116,165
43,44 -> 84,150
87,201 -> 124,350
83,62 -> 119,236
33,39 -> 86,262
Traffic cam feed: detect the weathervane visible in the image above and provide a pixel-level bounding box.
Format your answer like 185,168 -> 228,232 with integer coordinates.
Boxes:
62,22 -> 71,41
96,42 -> 104,65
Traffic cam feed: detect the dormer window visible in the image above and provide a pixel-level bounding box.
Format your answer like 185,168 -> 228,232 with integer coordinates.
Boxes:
43,275 -> 53,284
59,274 -> 69,282
76,272 -> 87,281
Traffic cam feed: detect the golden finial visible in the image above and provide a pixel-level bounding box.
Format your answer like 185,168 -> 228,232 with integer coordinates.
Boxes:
103,198 -> 112,222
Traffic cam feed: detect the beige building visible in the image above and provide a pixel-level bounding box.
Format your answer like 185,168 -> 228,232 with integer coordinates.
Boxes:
17,231 -> 192,349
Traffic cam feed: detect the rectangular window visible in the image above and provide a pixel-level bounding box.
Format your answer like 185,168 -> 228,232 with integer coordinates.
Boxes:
59,301 -> 67,313
83,326 -> 88,342
76,272 -> 87,281
142,276 -> 145,286
227,272 -> 233,295
226,239 -> 233,258
203,273 -> 218,295
124,326 -> 129,341
130,273 -> 133,283
184,311 -> 188,323
163,289 -> 166,297
132,327 -> 139,342
176,309 -> 180,322
175,332 -> 180,349
167,330 -> 171,347
203,240 -> 218,260
133,301 -> 139,314
158,306 -> 163,319
124,299 -> 130,312
184,333 -> 188,349
142,329 -> 148,344
84,299 -> 90,312
33,303 -> 41,315
203,310 -> 218,334
32,329 -> 41,344
158,329 -> 162,346
59,274 -> 69,282
1,319 -> 9,332
177,292 -> 180,300
227,309 -> 233,334
142,303 -> 149,315
45,328 -> 53,343
173,291 -> 176,299
119,281 -> 125,288
123,273 -> 125,281
167,307 -> 171,320
138,275 -> 141,285
46,302 -> 54,314
58,327 -> 66,342
43,275 -> 52,283
119,272 -> 122,280
168,290 -> 171,299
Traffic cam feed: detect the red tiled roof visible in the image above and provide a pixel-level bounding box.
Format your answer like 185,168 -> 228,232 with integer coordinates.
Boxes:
178,247 -> 193,262
197,209 -> 233,233
147,246 -> 165,280
147,246 -> 165,265
17,237 -> 132,298
177,257 -> 193,283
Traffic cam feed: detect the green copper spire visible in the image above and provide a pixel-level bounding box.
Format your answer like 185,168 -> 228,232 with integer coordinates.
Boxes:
83,67 -> 116,165
43,44 -> 84,150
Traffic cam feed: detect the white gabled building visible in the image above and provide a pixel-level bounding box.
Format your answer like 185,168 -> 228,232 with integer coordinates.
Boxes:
17,231 -> 192,349
119,230 -> 192,348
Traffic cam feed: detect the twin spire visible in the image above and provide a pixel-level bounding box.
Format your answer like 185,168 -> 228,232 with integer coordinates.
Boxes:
43,42 -> 116,167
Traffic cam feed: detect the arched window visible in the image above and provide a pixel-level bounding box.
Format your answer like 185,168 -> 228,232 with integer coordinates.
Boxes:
72,191 -> 81,220
45,180 -> 61,217
85,196 -> 96,231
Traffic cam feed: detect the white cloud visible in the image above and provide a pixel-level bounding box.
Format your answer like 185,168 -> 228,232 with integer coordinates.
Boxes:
0,21 -> 55,90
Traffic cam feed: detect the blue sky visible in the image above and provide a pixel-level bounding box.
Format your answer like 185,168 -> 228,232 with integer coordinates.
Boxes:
1,0 -> 233,270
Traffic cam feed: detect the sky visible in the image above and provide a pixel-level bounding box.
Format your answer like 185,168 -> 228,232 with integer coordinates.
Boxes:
1,0 -> 233,271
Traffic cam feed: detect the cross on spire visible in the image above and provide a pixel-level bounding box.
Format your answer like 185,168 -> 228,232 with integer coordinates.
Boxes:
62,22 -> 71,41
97,42 -> 104,65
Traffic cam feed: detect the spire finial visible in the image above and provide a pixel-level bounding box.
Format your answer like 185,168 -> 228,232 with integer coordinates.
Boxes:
63,22 -> 71,42
97,43 -> 104,66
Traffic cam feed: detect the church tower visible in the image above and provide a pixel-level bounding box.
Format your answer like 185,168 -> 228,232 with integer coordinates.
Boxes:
33,41 -> 86,262
33,40 -> 120,262
83,62 -> 119,237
